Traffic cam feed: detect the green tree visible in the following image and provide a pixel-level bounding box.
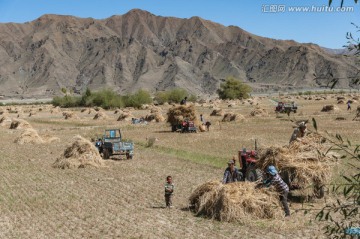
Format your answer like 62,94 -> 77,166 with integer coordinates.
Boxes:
123,89 -> 152,108
217,76 -> 252,100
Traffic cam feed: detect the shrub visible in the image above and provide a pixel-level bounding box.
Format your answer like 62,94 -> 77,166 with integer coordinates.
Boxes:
154,88 -> 190,104
217,76 -> 252,100
123,89 -> 152,108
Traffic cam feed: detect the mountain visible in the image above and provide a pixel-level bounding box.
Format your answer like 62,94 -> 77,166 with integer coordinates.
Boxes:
0,9 -> 359,98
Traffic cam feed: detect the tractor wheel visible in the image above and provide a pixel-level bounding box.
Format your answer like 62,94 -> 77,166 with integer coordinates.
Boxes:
237,171 -> 244,182
126,152 -> 133,160
103,149 -> 110,159
314,185 -> 325,199
246,166 -> 262,182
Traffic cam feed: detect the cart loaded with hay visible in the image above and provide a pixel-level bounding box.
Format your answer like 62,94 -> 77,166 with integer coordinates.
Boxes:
167,105 -> 199,133
255,133 -> 336,200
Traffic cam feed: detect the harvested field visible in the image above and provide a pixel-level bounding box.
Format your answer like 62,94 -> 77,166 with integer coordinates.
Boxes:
0,93 -> 359,238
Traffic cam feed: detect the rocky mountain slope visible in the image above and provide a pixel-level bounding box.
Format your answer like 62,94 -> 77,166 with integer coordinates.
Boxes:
0,9 -> 358,98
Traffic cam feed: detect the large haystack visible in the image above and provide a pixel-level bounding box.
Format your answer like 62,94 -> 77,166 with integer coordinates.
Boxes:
117,112 -> 133,121
14,128 -> 44,144
53,135 -> 104,169
167,105 -> 199,125
93,112 -> 108,120
10,119 -> 32,130
250,108 -> 268,117
222,113 -> 245,122
189,181 -> 281,222
210,109 -> 224,116
256,133 -> 334,195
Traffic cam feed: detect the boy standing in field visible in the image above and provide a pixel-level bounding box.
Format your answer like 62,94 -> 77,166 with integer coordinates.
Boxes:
164,176 -> 174,208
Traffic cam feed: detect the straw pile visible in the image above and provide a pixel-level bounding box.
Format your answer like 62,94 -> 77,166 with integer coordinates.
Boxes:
256,133 -> 334,195
167,105 -> 199,126
50,106 -> 61,114
222,113 -> 245,122
10,119 -> 32,129
0,115 -> 11,127
250,108 -> 268,117
117,112 -> 133,121
93,112 -> 108,120
14,128 -> 44,144
53,135 -> 104,169
210,109 -> 224,116
189,181 -> 281,222
62,111 -> 80,120
321,105 -> 337,112
353,106 -> 360,121
145,113 -> 165,122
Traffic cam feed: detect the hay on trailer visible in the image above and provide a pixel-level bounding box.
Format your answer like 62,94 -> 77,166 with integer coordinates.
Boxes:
117,112 -> 133,121
210,109 -> 224,116
93,112 -> 108,120
256,133 -> 335,194
321,105 -> 338,112
14,128 -> 44,144
62,111 -> 80,120
10,119 -> 32,129
250,108 -> 268,117
53,135 -> 104,169
167,105 -> 199,125
189,181 -> 281,222
222,113 -> 245,122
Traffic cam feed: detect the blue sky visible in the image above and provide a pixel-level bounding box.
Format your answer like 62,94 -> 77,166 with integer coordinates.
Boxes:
0,0 -> 358,49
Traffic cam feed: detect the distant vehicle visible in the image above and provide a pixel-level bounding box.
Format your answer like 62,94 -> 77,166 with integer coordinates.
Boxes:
100,129 -> 134,159
275,102 -> 298,114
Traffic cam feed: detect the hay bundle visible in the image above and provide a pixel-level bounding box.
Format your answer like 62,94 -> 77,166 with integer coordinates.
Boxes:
62,111 -> 79,120
150,107 -> 162,114
353,96 -> 359,101
10,119 -> 32,129
353,106 -> 360,121
222,113 -> 245,122
53,135 -> 104,169
114,109 -> 122,114
145,113 -> 165,122
250,108 -> 268,117
14,128 -> 44,144
256,133 -> 334,193
199,124 -> 206,132
50,106 -> 61,114
210,109 -> 224,116
321,105 -> 337,112
93,112 -> 108,120
335,117 -> 346,121
167,105 -> 199,125
117,112 -> 133,121
337,100 -> 345,104
337,96 -> 345,100
93,106 -> 104,112
189,181 -> 281,222
0,115 -> 11,126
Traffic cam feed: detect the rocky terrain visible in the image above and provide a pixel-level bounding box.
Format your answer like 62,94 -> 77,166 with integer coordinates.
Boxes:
0,9 -> 359,98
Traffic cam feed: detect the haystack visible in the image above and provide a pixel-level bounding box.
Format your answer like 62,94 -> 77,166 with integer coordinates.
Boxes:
222,113 -> 245,122
250,108 -> 268,117
10,119 -> 32,129
256,133 -> 335,195
117,112 -> 133,121
145,113 -> 165,122
93,112 -> 108,120
53,135 -> 104,169
14,128 -> 44,144
210,109 -> 224,116
189,181 -> 281,222
353,106 -> 360,121
0,115 -> 11,126
167,105 -> 199,126
50,106 -> 61,114
321,105 -> 338,112
199,125 -> 206,132
62,111 -> 80,120
337,100 -> 345,104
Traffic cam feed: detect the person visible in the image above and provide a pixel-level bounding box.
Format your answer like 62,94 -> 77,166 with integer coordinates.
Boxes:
164,175 -> 174,208
200,114 -> 205,124
180,97 -> 187,105
95,138 -> 103,153
289,121 -> 307,144
205,121 -> 211,131
263,165 -> 290,217
347,100 -> 351,111
222,160 -> 239,184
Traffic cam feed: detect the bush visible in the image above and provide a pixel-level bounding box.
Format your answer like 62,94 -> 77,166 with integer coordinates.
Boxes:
154,88 -> 192,104
123,89 -> 152,108
217,76 -> 252,100
52,95 -> 81,108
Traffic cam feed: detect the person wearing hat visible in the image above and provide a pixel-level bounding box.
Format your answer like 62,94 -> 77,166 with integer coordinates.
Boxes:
222,159 -> 239,184
263,165 -> 290,217
289,121 -> 307,144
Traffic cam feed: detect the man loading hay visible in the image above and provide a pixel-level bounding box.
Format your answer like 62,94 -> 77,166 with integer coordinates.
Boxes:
289,121 -> 307,144
262,165 -> 290,217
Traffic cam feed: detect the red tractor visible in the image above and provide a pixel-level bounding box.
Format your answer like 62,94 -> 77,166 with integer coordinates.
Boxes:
237,148 -> 263,182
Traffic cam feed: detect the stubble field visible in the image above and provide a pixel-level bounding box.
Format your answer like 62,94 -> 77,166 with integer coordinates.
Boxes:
0,93 -> 359,239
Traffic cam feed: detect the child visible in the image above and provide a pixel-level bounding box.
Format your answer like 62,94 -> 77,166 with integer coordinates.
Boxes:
263,165 -> 290,217
164,176 -> 174,208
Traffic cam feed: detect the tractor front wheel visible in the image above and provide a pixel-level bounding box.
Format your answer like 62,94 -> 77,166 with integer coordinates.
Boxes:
103,148 -> 110,159
245,166 -> 262,182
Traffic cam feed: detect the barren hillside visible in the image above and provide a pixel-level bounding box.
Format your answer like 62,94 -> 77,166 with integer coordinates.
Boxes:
0,9 -> 358,98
